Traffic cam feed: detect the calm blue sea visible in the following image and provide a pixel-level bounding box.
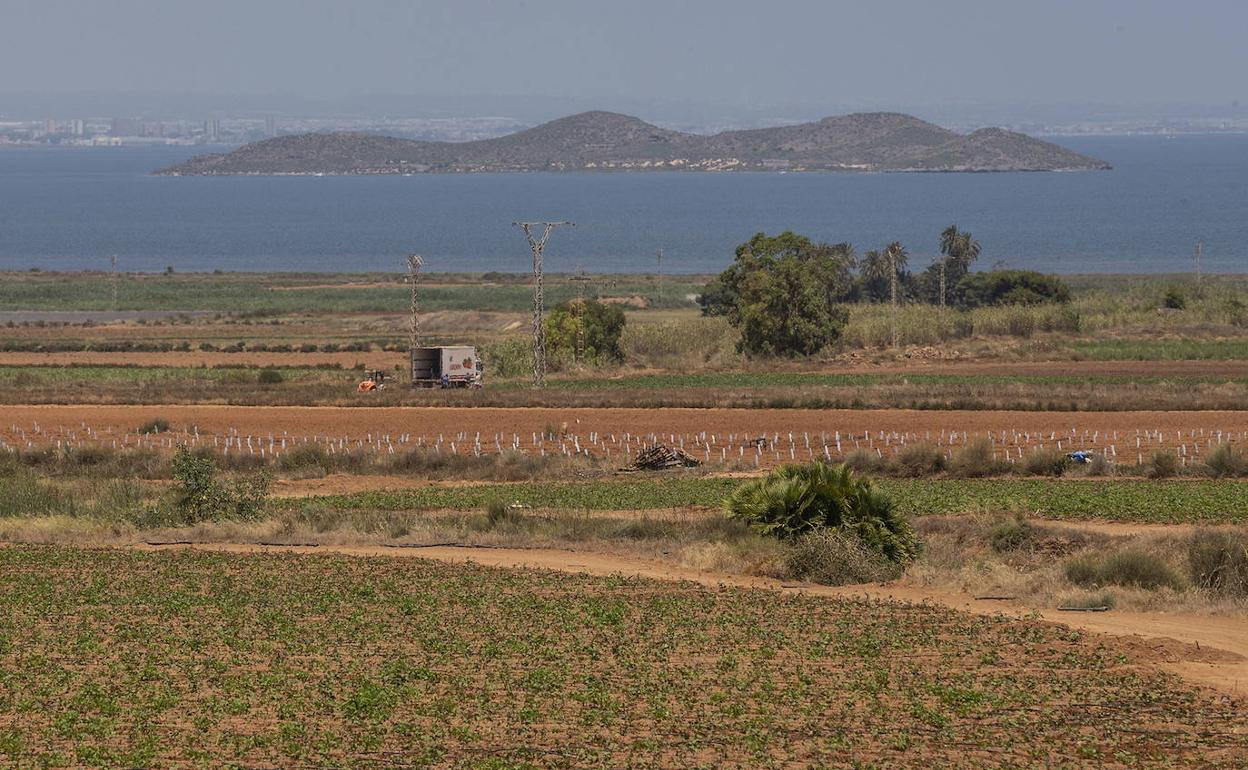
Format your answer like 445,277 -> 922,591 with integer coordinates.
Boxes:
0,134 -> 1245,274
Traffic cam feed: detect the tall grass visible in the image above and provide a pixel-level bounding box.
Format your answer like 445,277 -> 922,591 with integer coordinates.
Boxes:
620,316 -> 739,368
840,303 -> 1079,349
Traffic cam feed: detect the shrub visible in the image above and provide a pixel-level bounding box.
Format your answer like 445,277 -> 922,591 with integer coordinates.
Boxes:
257,369 -> 285,385
1204,444 -> 1247,478
1065,549 -> 1183,591
785,528 -> 902,585
1187,529 -> 1248,597
988,513 -> 1034,553
1161,288 -> 1186,310
1085,453 -> 1111,476
544,300 -> 626,365
137,418 -> 171,435
949,438 -> 1009,478
1146,450 -> 1180,479
1021,449 -> 1071,477
277,443 -> 331,473
165,447 -> 270,525
481,338 -> 533,379
894,443 -> 946,477
955,270 -> 1071,308
725,462 -> 919,563
841,448 -> 886,474
485,500 -> 524,528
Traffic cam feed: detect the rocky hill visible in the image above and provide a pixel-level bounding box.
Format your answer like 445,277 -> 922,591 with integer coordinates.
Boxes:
158,111 -> 1110,175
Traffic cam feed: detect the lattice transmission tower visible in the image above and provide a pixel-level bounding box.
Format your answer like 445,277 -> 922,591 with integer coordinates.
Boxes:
513,221 -> 572,387
406,254 -> 424,350
569,265 -> 593,365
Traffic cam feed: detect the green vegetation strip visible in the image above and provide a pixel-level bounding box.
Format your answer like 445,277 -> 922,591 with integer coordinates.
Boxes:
0,365 -> 339,384
0,274 -> 701,313
299,477 -> 1248,523
1069,339 -> 1248,361
0,545 -> 1240,767
520,371 -> 1248,391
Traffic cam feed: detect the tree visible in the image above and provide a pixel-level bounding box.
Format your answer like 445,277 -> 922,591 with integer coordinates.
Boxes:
696,277 -> 736,316
543,299 -> 626,367
710,232 -> 854,357
884,242 -> 908,307
858,250 -> 891,303
712,232 -> 855,310
937,225 -> 981,306
954,270 -> 1071,308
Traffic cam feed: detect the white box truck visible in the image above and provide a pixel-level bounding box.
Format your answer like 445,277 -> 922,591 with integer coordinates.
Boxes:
410,346 -> 482,388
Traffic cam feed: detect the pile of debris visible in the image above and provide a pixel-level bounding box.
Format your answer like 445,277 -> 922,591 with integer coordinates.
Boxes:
627,444 -> 701,471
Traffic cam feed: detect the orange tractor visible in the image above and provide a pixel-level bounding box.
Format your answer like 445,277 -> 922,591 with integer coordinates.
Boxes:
356,370 -> 387,393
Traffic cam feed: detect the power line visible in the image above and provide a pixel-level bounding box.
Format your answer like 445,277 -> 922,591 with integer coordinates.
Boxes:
406,254 -> 423,350
513,221 -> 573,387
570,265 -> 593,365
655,248 -> 663,302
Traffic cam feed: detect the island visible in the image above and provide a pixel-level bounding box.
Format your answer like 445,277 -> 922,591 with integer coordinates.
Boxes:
157,111 -> 1111,175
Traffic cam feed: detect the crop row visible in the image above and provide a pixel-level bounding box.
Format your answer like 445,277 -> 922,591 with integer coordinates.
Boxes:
529,371 -> 1248,391
299,477 -> 1248,524
0,545 -> 1241,767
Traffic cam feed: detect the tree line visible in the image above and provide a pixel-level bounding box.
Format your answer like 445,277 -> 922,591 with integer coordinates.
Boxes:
699,228 -> 1070,356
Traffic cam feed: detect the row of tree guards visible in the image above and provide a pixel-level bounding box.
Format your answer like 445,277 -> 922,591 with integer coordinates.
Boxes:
5,422 -> 1245,468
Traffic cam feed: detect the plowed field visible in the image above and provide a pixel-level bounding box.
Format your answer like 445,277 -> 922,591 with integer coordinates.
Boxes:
5,404 -> 1246,467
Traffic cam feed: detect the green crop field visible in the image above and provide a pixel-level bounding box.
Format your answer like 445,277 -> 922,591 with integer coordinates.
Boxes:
0,272 -> 703,313
0,365 -> 342,385
1068,339 -> 1248,361
0,545 -> 1241,768
298,477 -> 1248,524
525,371 -> 1248,392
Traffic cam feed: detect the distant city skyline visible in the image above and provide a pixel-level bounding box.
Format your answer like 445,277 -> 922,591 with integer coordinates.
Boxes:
2,0 -> 1245,128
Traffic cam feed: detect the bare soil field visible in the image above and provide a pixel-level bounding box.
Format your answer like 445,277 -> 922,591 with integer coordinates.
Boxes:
6,405 -> 1247,468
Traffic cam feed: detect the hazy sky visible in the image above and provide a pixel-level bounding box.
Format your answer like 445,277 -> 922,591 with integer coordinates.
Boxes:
3,0 -> 1245,118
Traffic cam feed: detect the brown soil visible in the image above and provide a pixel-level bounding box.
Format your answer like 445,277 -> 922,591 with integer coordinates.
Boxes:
8,403 -> 1248,442
131,540 -> 1248,695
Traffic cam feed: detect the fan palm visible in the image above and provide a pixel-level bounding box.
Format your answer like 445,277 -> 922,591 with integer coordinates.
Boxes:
725,462 -> 919,563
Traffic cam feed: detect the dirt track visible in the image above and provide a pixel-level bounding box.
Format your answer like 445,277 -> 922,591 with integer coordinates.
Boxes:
130,540 -> 1248,695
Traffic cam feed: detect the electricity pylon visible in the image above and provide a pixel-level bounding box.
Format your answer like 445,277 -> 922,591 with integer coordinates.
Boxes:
513,221 -> 573,387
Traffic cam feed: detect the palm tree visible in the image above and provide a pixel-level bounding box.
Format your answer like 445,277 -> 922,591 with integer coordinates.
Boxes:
859,249 -> 899,304
884,241 -> 908,347
724,461 -> 919,563
938,225 -> 980,306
